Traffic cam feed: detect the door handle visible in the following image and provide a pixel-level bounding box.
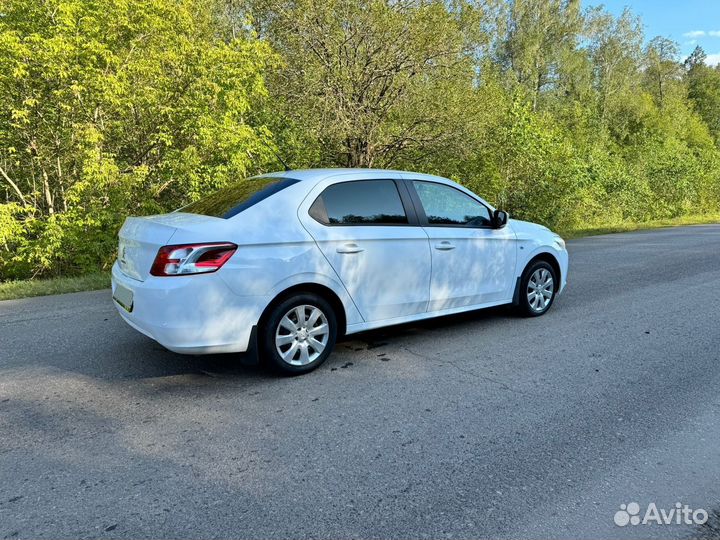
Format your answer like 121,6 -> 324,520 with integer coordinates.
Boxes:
336,243 -> 364,254
434,241 -> 456,251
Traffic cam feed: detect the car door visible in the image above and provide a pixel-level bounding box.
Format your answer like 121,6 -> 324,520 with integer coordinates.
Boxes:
299,177 -> 431,322
407,179 -> 517,312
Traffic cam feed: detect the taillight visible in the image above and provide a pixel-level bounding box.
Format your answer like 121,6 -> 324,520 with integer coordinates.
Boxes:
150,243 -> 237,276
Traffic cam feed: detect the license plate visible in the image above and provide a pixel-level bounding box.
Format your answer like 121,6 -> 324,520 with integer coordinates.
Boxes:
113,283 -> 134,312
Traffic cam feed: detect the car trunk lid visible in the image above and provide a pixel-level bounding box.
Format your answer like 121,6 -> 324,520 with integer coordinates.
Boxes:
117,213 -> 216,281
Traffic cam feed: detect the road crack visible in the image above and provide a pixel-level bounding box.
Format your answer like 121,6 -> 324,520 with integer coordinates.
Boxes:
403,346 -> 542,397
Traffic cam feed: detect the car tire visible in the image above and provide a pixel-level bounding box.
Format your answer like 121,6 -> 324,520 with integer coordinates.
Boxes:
260,293 -> 337,375
517,260 -> 557,317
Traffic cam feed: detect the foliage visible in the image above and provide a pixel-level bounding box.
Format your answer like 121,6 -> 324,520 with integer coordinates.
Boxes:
685,46 -> 720,144
251,0 -> 482,168
1,0 -> 720,281
0,0 -> 276,278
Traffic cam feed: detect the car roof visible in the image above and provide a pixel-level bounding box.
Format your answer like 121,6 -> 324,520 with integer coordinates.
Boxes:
251,167 -> 495,212
259,168 -> 451,183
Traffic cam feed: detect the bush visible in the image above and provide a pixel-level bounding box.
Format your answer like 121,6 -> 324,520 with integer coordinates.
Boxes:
0,0 -> 277,280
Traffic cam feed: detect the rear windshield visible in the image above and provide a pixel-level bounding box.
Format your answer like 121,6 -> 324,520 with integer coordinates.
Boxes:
178,177 -> 299,219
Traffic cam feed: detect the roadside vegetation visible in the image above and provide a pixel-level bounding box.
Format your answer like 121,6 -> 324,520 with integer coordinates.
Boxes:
561,213 -> 720,239
1,0 -> 720,284
0,271 -> 108,301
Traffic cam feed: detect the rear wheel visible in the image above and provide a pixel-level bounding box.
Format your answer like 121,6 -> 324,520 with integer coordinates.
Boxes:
260,293 -> 337,375
517,261 -> 556,317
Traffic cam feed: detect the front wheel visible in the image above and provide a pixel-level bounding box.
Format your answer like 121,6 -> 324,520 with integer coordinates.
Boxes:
260,293 -> 337,375
517,261 -> 557,317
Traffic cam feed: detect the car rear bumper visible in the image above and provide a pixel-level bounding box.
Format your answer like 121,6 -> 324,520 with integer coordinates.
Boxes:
111,262 -> 268,354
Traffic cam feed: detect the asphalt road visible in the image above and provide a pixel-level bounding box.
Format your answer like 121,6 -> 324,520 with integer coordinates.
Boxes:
2,225 -> 720,539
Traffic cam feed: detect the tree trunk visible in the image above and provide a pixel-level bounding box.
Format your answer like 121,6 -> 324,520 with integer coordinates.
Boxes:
41,167 -> 54,215
0,164 -> 28,208
56,156 -> 67,212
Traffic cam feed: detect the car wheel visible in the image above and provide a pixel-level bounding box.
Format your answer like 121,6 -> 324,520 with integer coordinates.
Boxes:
518,261 -> 557,317
261,293 -> 337,375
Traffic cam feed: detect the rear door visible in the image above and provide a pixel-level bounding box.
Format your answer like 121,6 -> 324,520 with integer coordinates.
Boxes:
407,180 -> 517,311
299,177 -> 431,322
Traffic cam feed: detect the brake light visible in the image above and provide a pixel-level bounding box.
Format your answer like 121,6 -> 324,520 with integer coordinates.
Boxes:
150,243 -> 237,276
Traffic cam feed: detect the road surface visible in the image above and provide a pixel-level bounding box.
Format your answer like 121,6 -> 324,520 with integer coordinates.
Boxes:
1,225 -> 720,539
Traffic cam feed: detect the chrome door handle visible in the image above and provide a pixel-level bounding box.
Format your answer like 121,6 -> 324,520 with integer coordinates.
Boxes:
336,243 -> 364,254
434,241 -> 456,251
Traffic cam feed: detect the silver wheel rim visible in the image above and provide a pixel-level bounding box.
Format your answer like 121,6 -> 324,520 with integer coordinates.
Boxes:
275,305 -> 329,366
527,268 -> 554,312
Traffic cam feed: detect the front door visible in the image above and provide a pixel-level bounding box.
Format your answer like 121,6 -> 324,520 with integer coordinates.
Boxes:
301,178 -> 431,322
408,180 -> 517,312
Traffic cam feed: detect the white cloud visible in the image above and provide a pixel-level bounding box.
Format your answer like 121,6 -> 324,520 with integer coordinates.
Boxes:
706,53 -> 720,66
682,30 -> 720,38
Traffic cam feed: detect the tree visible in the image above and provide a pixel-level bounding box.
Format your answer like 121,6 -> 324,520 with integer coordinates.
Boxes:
0,0 -> 276,277
584,7 -> 643,121
644,36 -> 681,108
250,0 -> 481,168
684,45 -> 707,70
685,46 -> 720,144
495,0 -> 584,111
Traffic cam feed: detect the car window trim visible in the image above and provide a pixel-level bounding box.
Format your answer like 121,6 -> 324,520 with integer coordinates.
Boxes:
406,179 -> 495,229
394,179 -> 420,226
309,178 -> 420,227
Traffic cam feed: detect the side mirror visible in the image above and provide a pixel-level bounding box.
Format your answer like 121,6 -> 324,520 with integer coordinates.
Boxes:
492,209 -> 508,229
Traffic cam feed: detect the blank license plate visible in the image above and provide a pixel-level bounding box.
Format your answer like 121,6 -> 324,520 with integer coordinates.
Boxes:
113,283 -> 134,312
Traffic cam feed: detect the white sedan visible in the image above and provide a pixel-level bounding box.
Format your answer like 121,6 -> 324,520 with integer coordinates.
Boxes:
112,168 -> 568,374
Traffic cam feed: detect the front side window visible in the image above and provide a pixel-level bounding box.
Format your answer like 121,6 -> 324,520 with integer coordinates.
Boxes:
310,180 -> 408,225
413,181 -> 491,227
178,177 -> 299,219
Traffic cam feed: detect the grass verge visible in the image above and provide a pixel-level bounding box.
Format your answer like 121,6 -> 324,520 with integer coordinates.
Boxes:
0,271 -> 110,302
559,213 -> 720,239
0,214 -> 718,301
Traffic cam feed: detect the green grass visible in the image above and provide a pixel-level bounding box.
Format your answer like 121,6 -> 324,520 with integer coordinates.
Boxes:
0,213 -> 718,301
558,213 -> 720,239
0,271 -> 110,301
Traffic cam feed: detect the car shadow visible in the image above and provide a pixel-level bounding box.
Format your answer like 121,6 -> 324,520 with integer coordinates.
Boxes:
6,291 -> 516,383
171,305 -> 514,382
338,304 -> 511,348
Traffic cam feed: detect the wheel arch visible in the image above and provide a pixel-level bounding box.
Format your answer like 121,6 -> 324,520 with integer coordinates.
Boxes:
512,251 -> 562,305
258,283 -> 348,338
526,251 -> 562,285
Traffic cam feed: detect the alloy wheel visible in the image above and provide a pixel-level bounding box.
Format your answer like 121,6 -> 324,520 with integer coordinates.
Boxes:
527,268 -> 554,313
275,304 -> 329,366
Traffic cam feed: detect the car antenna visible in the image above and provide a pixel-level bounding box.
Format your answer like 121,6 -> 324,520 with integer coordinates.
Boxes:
257,134 -> 293,171
259,136 -> 291,171
272,149 -> 292,171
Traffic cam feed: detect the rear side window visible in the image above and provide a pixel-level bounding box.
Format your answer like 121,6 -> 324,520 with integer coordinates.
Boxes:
178,177 -> 299,219
310,180 -> 408,225
413,181 -> 491,227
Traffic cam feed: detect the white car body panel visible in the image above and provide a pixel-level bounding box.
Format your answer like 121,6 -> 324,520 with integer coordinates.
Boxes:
112,261 -> 267,354
509,219 -> 569,293
111,168 -> 569,355
297,171 -> 432,321
420,226 -> 517,311
344,298 -> 515,335
399,171 -> 518,309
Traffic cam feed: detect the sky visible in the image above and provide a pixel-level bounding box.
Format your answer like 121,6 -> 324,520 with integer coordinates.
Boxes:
582,0 -> 720,65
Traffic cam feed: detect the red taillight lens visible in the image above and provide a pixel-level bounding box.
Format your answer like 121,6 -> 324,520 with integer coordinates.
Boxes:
150,243 -> 237,276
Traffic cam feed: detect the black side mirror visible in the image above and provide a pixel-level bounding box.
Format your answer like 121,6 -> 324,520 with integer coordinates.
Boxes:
492,209 -> 508,229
